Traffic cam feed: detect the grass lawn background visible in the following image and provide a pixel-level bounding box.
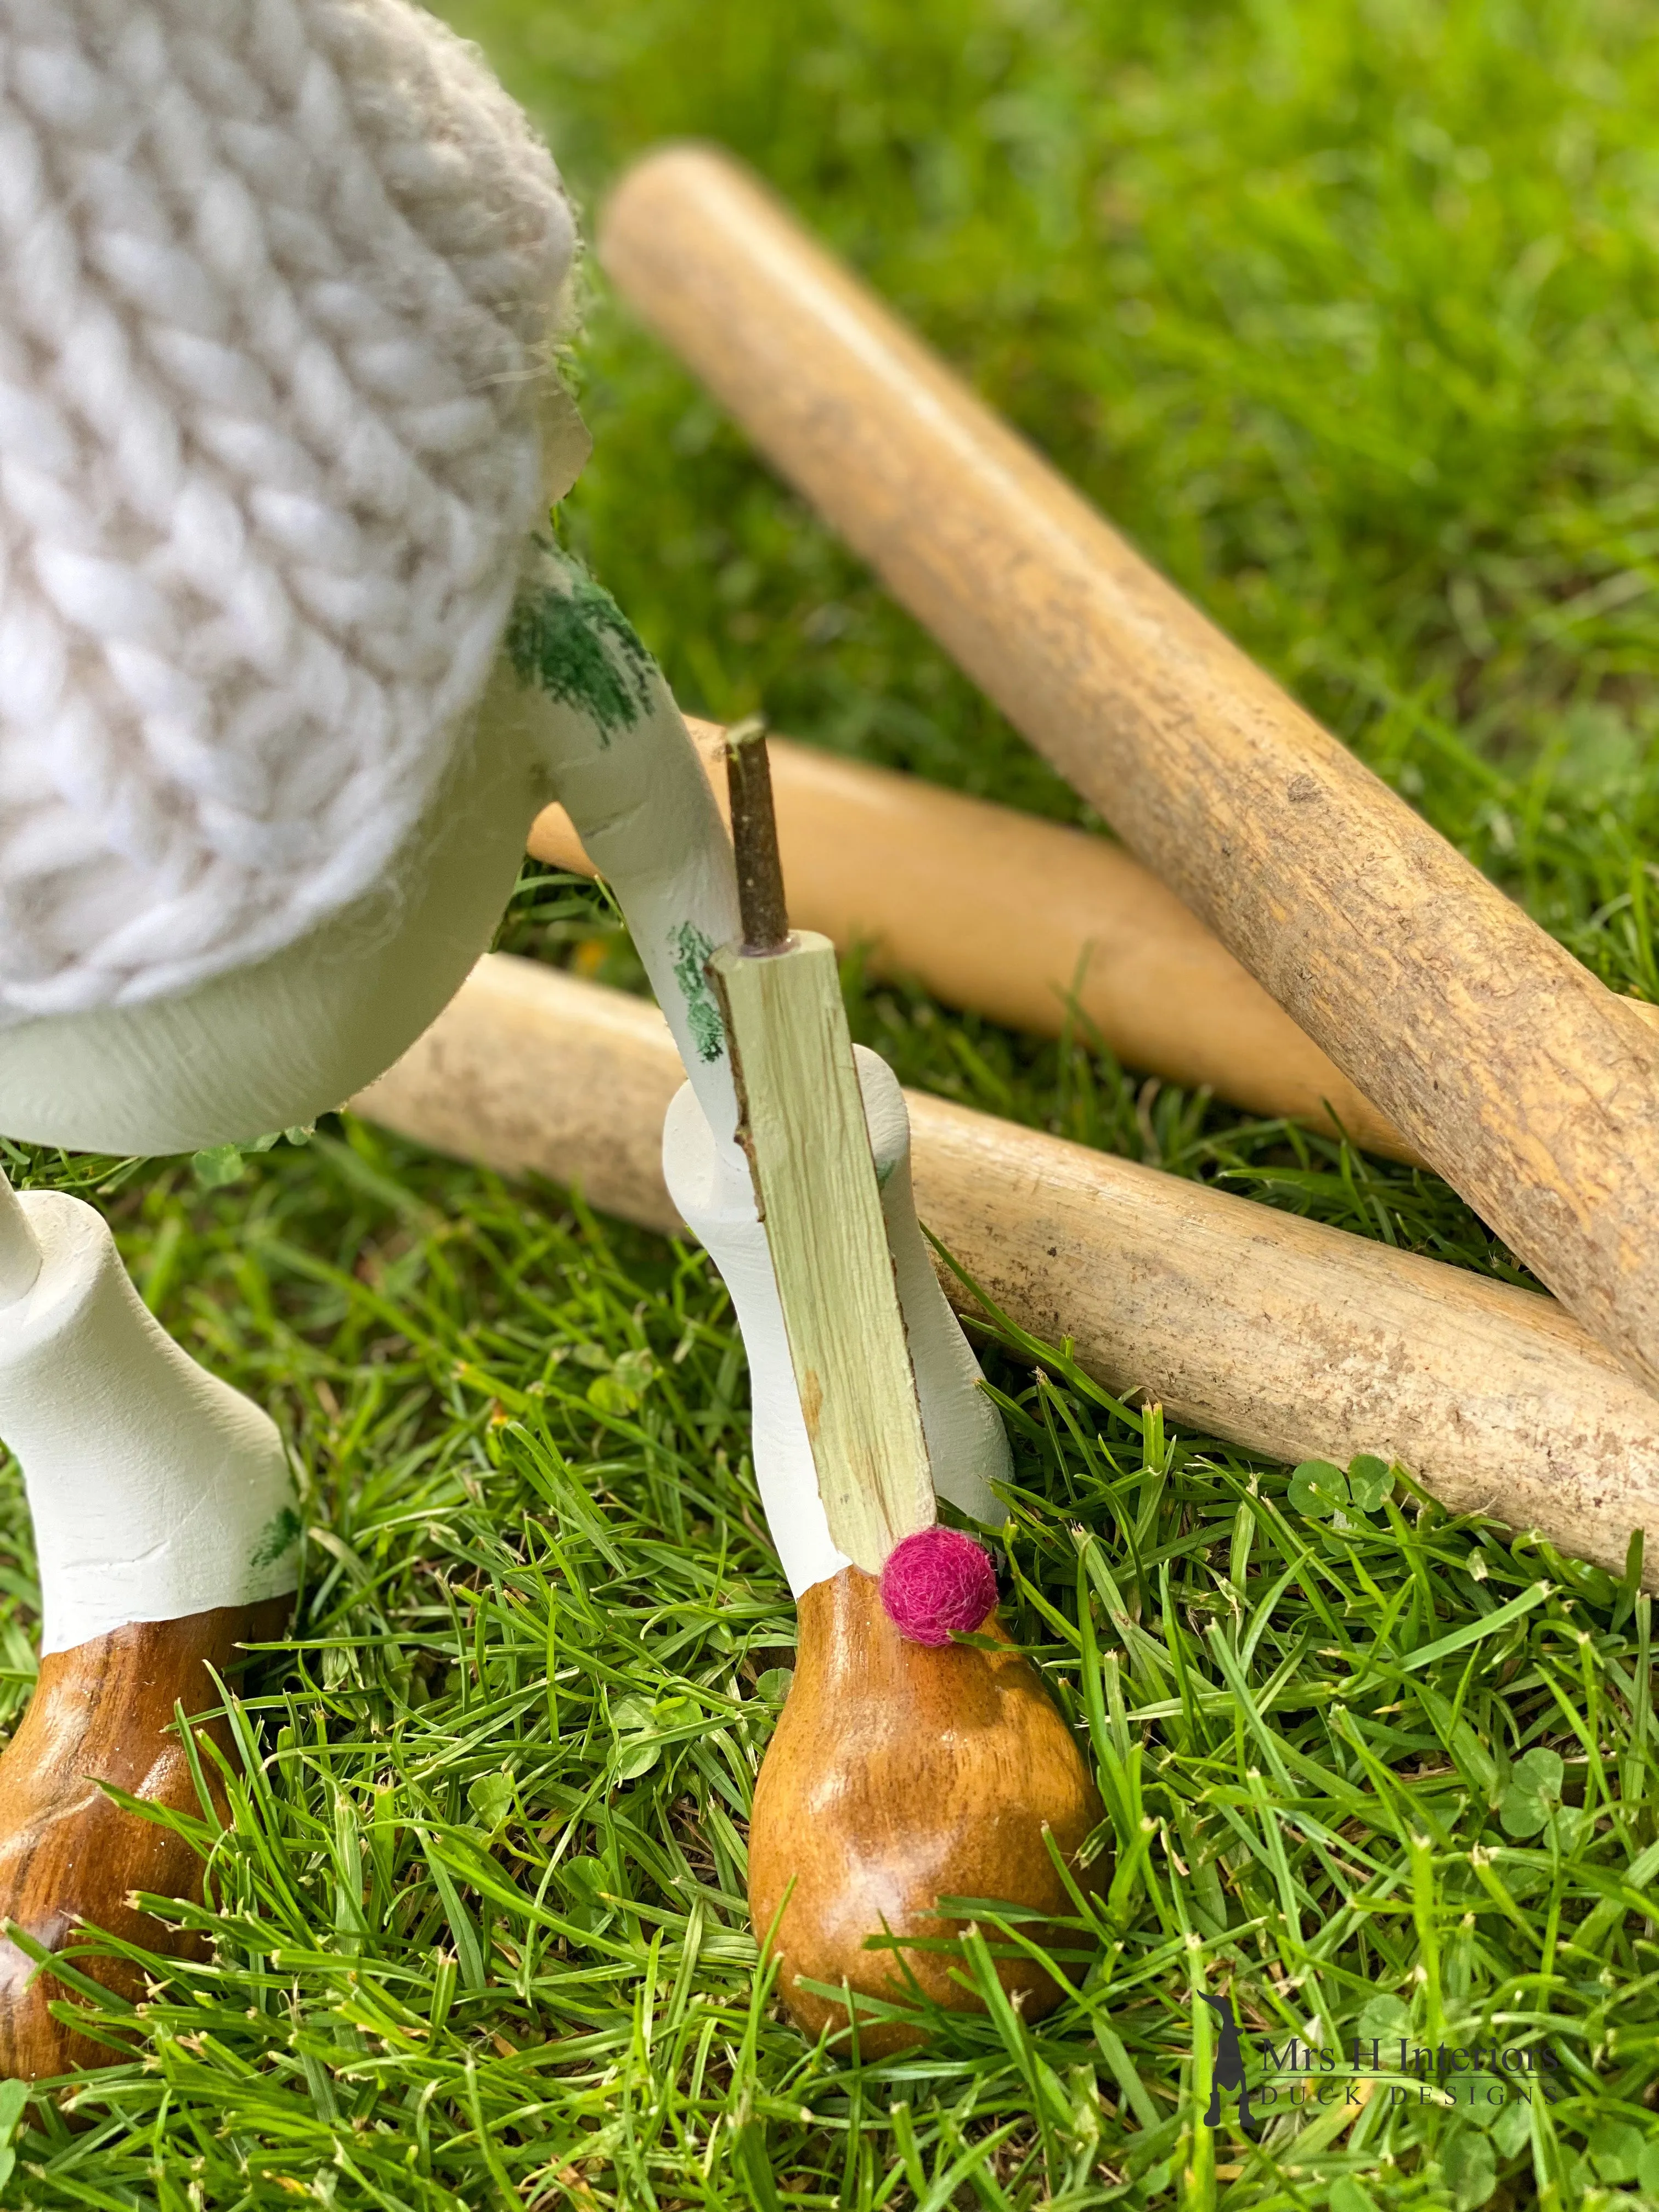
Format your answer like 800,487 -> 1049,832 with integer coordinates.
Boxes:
3,0 -> 1659,2202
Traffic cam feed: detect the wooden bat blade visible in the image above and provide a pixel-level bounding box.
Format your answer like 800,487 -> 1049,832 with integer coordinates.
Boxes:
712,932 -> 934,1570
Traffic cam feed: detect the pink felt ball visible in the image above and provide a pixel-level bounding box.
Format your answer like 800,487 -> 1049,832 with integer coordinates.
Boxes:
879,1527 -> 998,1647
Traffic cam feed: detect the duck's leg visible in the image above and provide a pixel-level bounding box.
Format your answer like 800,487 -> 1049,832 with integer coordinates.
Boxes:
663,732 -> 1097,2052
503,558 -> 1096,2047
0,1180 -> 297,2078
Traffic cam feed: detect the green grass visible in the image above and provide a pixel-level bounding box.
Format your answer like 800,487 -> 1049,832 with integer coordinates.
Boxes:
4,0 -> 1659,2203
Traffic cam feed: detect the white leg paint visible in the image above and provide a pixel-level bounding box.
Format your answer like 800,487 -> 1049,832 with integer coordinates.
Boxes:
507,550 -> 744,1149
0,1189 -> 296,1655
663,1052 -> 1010,1598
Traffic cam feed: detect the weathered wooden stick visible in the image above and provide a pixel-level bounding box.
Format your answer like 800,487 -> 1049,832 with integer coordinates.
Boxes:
536,722 -> 1659,1169
355,955 -> 1659,1589
532,719 -> 1419,1163
599,145 -> 1659,1398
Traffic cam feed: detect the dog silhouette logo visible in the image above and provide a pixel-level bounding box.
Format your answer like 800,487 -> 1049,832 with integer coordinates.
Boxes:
1200,1992 -> 1260,2135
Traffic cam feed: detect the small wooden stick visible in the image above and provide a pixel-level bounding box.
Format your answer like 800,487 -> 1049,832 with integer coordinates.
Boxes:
724,719 -> 789,953
709,730 -> 934,1571
354,955 -> 1659,1588
599,146 -> 1659,1399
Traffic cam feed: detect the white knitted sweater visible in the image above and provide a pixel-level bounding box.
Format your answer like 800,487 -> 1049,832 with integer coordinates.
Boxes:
0,0 -> 573,1021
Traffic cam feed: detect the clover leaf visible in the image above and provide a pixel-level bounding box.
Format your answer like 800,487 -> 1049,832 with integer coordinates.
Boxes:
466,1772 -> 515,1833
611,1690 -> 697,1782
1355,1991 -> 1410,2045
1347,1453 -> 1393,1510
589,1348 -> 655,1415
1588,2120 -> 1646,2184
1289,1460 -> 1349,1515
554,1855 -> 616,1936
1444,2129 -> 1497,2210
1498,1746 -> 1564,1837
1289,1454 -> 1397,1519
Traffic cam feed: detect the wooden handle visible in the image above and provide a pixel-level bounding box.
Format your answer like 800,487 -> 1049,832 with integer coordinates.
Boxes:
599,145 -> 1659,1397
747,1567 -> 1101,2052
531,720 -> 1420,1163
356,955 -> 1659,1589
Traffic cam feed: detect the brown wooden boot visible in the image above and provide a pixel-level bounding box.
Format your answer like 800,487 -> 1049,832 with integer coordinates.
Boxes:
0,1599 -> 288,2079
747,1568 -> 1103,2056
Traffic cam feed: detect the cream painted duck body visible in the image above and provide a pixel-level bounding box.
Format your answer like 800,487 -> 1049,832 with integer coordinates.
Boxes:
0,0 -> 1040,2076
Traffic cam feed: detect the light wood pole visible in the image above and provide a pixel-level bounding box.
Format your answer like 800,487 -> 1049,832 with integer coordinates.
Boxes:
533,719 -> 1659,1169
598,146 -> 1659,1400
355,956 -> 1659,1592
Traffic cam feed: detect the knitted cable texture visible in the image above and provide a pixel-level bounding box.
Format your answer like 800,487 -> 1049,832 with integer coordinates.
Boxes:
0,0 -> 574,1019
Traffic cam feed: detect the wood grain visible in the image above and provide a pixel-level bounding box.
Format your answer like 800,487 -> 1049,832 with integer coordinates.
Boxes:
748,1566 -> 1102,2053
599,145 -> 1659,1399
353,957 -> 1659,1587
712,933 -> 935,1569
0,1600 -> 285,2080
532,720 -> 1420,1163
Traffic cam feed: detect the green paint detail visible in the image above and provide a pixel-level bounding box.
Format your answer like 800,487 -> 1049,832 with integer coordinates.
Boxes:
250,1503 -> 302,1573
669,922 -> 726,1065
505,548 -> 656,746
